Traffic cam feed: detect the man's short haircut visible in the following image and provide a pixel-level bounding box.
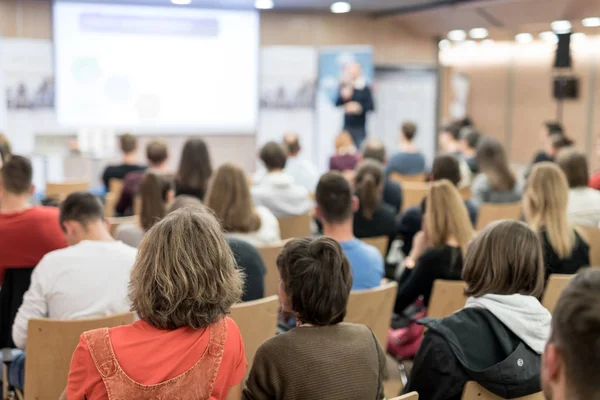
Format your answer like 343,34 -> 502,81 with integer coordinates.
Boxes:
146,140 -> 168,165
545,121 -> 564,136
401,122 -> 417,141
1,155 -> 32,195
550,268 -> 600,400
442,122 -> 461,141
431,153 -> 461,186
315,172 -> 353,224
360,138 -> 386,163
59,192 -> 105,229
557,148 -> 589,188
283,132 -> 300,156
461,129 -> 481,149
260,141 -> 287,171
119,134 -> 138,154
277,237 -> 352,326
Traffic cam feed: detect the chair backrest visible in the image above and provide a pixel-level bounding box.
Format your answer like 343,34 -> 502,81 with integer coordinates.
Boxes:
461,381 -> 544,400
390,393 -> 419,400
104,193 -> 117,218
427,280 -> 468,319
108,216 -> 138,236
345,281 -> 398,347
229,296 -> 279,378
360,236 -> 388,257
23,313 -> 135,400
45,181 -> 90,202
389,172 -> 426,185
542,274 -> 574,313
277,214 -> 312,240
576,225 -> 600,266
108,178 -> 124,198
401,182 -> 429,212
257,243 -> 285,297
475,202 -> 522,231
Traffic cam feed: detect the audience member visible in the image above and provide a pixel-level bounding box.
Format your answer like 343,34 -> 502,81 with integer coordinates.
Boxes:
329,131 -> 359,173
252,141 -> 312,217
438,122 -> 472,187
541,268 -> 600,400
66,208 -> 246,399
352,160 -> 397,252
283,132 -> 319,192
168,195 -> 266,302
0,133 -> 11,168
243,237 -> 385,400
387,122 -> 426,176
206,163 -> 281,246
361,138 -> 403,213
115,172 -> 174,248
101,134 -> 146,189
13,192 -> 137,349
315,172 -> 383,290
588,134 -> 600,190
116,140 -> 169,216
556,148 -> 600,227
405,220 -> 550,400
397,153 -> 478,255
459,128 -> 480,174
174,138 -> 212,201
394,180 -> 474,315
471,136 -> 523,208
531,122 -> 564,164
0,155 -> 67,284
524,163 -> 589,278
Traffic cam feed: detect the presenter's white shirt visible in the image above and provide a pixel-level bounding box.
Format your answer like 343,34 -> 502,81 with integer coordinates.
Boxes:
12,240 -> 137,349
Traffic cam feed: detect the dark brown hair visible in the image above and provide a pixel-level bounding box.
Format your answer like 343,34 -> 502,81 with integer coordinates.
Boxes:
476,136 -> 516,191
277,237 -> 352,326
283,132 -> 300,156
556,148 -> 589,188
139,172 -> 173,231
1,155 -> 32,195
442,122 -> 461,141
59,192 -> 104,230
401,122 -> 417,141
549,268 -> 600,400
355,160 -> 383,220
462,129 -> 481,149
431,153 -> 461,186
146,140 -> 168,165
462,220 -> 544,298
360,138 -> 385,164
176,138 -> 212,197
260,141 -> 287,171
119,134 -> 137,154
549,133 -> 573,152
315,171 -> 353,224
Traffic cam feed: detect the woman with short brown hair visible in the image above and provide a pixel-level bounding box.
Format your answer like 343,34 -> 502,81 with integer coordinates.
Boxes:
66,207 -> 247,400
405,220 -> 551,400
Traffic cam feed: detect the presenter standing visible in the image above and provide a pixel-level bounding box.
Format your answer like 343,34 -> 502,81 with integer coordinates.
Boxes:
335,62 -> 374,147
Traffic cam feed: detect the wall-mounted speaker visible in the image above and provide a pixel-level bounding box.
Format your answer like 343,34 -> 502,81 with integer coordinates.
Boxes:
554,33 -> 572,69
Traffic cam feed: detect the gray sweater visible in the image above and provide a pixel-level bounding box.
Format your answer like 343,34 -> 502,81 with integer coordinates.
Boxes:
470,174 -> 524,208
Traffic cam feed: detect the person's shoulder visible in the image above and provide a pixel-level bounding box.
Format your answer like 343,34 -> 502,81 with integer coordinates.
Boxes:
356,240 -> 384,261
36,244 -> 78,268
228,237 -> 262,259
31,206 -> 60,218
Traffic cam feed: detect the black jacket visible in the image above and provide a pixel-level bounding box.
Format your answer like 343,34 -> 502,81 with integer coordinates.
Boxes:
336,86 -> 374,130
404,308 -> 541,400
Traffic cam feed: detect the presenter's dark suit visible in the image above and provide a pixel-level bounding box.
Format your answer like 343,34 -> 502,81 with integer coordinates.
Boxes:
336,85 -> 374,147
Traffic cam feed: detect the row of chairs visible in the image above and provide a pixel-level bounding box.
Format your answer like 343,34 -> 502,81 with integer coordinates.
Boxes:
391,382 -> 545,400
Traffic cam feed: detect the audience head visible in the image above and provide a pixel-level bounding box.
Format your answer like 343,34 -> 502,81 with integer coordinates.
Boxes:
346,62 -> 362,80
283,132 -> 301,157
277,237 -> 352,326
168,195 -> 203,214
542,269 -> 600,400
355,160 -> 384,220
139,172 -> 174,232
59,192 -> 107,246
459,128 -> 481,154
130,207 -> 243,330
176,138 -> 212,196
315,171 -> 357,225
476,136 -> 516,191
431,153 -> 461,186
524,162 -> 573,259
259,141 -> 287,172
556,148 -> 589,189
401,122 -> 417,143
462,220 -> 544,298
334,131 -> 356,154
360,138 -> 386,164
438,122 -> 461,151
546,133 -> 573,157
119,133 -> 138,155
422,179 -> 474,256
146,140 -> 169,168
0,155 -> 33,198
206,163 -> 261,233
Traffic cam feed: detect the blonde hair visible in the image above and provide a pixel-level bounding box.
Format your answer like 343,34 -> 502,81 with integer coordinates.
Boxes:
425,179 -> 474,257
524,162 -> 574,259
335,131 -> 355,153
205,163 -> 261,233
130,207 -> 244,330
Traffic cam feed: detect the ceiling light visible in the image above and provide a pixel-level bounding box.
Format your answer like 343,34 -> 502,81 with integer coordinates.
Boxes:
571,32 -> 586,42
330,2 -> 351,13
469,28 -> 488,39
515,33 -> 533,44
255,0 -> 274,9
171,0 -> 191,4
463,40 -> 477,48
481,39 -> 495,45
539,31 -> 558,44
582,17 -> 600,27
447,30 -> 466,41
438,39 -> 451,50
551,20 -> 572,34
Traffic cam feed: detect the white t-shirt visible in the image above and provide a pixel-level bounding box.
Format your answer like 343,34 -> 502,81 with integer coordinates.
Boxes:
567,187 -> 600,227
12,240 -> 137,349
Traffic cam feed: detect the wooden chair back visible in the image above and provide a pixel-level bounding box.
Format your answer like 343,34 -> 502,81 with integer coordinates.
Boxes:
345,281 -> 398,348
45,181 -> 89,202
104,193 -> 117,218
461,381 -> 544,400
277,214 -> 312,240
576,225 -> 600,266
360,236 -> 388,258
257,243 -> 285,297
459,185 -> 472,200
108,178 -> 124,198
389,172 -> 426,185
475,202 -> 522,231
23,313 -> 134,400
427,280 -> 468,319
390,393 -> 419,400
230,296 -> 279,378
108,216 -> 138,236
401,182 -> 429,212
542,274 -> 574,313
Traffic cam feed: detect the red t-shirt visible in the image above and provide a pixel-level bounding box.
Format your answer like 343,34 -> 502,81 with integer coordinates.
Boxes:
66,317 -> 247,400
0,206 -> 67,283
590,173 -> 600,191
